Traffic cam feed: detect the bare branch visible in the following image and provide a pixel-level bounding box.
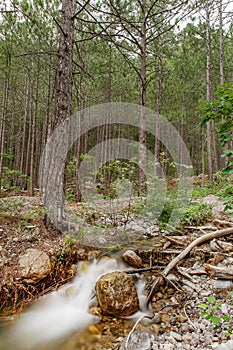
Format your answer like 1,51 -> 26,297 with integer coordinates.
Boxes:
73,0 -> 91,19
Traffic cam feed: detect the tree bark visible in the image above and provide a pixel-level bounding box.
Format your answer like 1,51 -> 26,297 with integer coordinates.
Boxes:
219,0 -> 224,85
0,72 -> 9,192
138,0 -> 147,193
50,0 -> 75,132
155,48 -> 163,177
42,0 -> 75,225
205,3 -> 213,181
30,58 -> 40,196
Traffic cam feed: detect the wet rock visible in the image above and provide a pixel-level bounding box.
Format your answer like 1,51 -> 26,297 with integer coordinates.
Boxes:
119,331 -> 155,350
18,248 -> 51,283
95,271 -> 139,317
122,250 -> 142,268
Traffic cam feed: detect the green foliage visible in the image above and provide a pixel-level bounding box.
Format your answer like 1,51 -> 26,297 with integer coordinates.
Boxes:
200,83 -> 233,176
24,207 -> 47,220
199,294 -> 233,337
59,237 -> 76,261
2,167 -> 27,190
179,202 -> 212,226
218,183 -> 233,218
192,184 -> 218,198
64,237 -> 75,246
218,184 -> 233,198
158,197 -> 176,226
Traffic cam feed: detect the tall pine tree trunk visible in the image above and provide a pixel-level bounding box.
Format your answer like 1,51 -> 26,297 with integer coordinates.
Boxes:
206,3 -> 213,181
42,0 -> 75,225
0,68 -> 9,192
0,50 -> 11,191
138,0 -> 147,193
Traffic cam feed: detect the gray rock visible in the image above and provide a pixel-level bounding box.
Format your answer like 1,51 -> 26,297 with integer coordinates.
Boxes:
212,280 -> 233,290
95,271 -> 139,317
119,331 -> 155,350
215,340 -> 233,350
170,331 -> 182,341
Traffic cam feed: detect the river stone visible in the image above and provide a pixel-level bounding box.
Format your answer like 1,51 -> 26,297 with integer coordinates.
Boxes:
119,331 -> 155,350
122,250 -> 142,268
18,248 -> 51,283
95,271 -> 139,316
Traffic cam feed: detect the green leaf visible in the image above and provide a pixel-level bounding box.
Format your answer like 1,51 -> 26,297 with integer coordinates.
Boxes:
207,296 -> 216,304
210,316 -> 221,324
222,315 -> 231,322
213,325 -> 220,331
198,303 -> 208,309
215,302 -> 222,308
227,291 -> 233,296
201,311 -> 209,317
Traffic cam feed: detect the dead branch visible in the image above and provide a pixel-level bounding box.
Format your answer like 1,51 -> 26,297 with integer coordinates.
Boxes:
204,264 -> 233,280
125,266 -> 163,274
177,267 -> 197,283
146,226 -> 233,306
164,236 -> 187,246
213,219 -> 233,227
184,225 -> 217,230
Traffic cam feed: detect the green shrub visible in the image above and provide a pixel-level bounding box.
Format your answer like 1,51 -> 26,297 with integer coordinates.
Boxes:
199,293 -> 233,337
179,202 -> 212,226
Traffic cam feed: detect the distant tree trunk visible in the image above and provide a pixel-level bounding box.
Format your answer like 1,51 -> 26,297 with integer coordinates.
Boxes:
155,47 -> 163,177
218,0 -> 228,168
30,58 -> 40,196
0,63 -> 10,192
20,74 -> 30,178
75,32 -> 84,202
205,3 -> 213,181
25,83 -> 34,189
138,0 -> 147,193
219,0 -> 224,85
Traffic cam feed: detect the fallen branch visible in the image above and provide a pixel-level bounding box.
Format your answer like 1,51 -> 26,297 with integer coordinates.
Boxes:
125,266 -> 163,274
146,226 -> 233,306
204,264 -> 233,280
184,225 -> 217,231
164,236 -> 187,246
213,219 -> 233,227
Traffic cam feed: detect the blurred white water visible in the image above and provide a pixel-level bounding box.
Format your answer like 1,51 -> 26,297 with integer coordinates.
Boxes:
0,257 -> 133,350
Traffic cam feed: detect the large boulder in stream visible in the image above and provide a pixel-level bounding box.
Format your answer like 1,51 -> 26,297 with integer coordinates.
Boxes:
95,271 -> 139,317
18,248 -> 51,284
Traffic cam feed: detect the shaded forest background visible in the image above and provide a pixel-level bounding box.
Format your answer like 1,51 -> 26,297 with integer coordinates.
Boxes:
0,0 -> 232,200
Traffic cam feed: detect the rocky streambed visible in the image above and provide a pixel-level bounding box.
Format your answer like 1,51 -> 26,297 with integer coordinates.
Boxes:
1,195 -> 233,350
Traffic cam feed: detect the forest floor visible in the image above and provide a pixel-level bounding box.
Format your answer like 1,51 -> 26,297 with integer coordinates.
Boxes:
0,188 -> 233,349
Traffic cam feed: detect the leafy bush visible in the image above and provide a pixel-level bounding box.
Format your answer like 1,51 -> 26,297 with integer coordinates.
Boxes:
179,202 -> 212,226
2,167 -> 27,190
199,293 -> 233,337
200,83 -> 233,176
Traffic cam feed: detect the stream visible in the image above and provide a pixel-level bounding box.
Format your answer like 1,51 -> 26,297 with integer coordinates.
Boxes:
0,257 -> 147,350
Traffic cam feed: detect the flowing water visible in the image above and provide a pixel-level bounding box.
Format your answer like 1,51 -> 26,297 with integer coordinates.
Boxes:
0,257 -> 147,350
